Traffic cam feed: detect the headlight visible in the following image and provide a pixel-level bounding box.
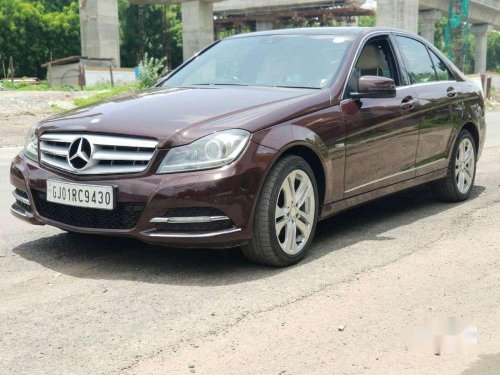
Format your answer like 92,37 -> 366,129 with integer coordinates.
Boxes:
23,124 -> 38,162
157,129 -> 250,173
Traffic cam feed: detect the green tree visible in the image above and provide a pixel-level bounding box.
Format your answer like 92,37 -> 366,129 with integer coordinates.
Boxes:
434,16 -> 474,73
0,0 -> 80,78
487,31 -> 500,72
0,0 -> 183,79
37,0 -> 74,12
119,1 -> 182,71
358,15 -> 375,27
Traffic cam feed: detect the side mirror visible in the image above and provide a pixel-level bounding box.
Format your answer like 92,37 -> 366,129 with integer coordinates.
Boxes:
350,76 -> 396,99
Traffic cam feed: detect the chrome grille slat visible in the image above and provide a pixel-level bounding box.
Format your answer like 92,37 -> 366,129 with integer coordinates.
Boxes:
93,150 -> 153,161
40,144 -> 69,157
40,154 -> 71,170
39,133 -> 158,175
12,190 -> 30,205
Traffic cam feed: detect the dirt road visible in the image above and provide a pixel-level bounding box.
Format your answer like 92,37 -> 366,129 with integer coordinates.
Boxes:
0,112 -> 499,375
0,90 -> 88,147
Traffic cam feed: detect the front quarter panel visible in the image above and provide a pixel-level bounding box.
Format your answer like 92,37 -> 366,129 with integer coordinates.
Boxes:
252,104 -> 345,206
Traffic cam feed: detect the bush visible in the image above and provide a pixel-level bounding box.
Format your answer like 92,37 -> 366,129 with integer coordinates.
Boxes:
137,52 -> 167,88
73,83 -> 141,107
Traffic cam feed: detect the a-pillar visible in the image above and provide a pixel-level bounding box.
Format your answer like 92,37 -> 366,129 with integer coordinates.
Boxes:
471,23 -> 493,74
419,9 -> 441,44
181,0 -> 215,61
376,0 -> 418,33
79,0 -> 121,67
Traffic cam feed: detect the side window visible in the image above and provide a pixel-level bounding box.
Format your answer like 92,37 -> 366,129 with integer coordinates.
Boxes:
396,36 -> 437,84
347,37 -> 399,94
428,50 -> 454,81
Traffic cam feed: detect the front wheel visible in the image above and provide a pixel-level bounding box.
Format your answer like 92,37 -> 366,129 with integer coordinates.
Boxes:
242,155 -> 319,267
433,129 -> 476,202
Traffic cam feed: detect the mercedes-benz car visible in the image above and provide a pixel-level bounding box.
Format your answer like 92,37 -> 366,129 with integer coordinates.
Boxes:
10,27 -> 485,266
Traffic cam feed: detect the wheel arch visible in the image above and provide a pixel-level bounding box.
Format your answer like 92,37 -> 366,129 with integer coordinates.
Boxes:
461,121 -> 480,155
251,122 -> 338,216
447,120 -> 481,162
279,144 -> 327,209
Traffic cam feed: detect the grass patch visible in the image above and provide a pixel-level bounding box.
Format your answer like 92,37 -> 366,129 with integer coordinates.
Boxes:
1,80 -> 140,93
73,83 -> 142,107
485,98 -> 496,111
2,80 -> 76,91
50,103 -> 66,113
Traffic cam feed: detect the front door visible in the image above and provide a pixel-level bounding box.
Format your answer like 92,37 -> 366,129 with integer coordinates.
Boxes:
341,36 -> 420,197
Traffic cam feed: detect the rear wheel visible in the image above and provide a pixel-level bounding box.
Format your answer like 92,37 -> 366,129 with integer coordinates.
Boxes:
433,129 -> 476,202
242,155 -> 319,267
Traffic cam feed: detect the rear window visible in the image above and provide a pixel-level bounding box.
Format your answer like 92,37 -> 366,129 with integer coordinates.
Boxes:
428,50 -> 454,81
396,36 -> 437,84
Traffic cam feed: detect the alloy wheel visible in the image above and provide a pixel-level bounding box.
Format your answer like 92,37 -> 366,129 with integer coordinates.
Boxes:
275,170 -> 315,255
455,137 -> 475,195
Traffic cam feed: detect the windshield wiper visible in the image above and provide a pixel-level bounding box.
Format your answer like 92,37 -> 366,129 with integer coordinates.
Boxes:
273,85 -> 320,90
190,83 -> 249,87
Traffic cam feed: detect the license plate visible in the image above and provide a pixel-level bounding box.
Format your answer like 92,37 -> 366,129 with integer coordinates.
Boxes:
46,180 -> 115,210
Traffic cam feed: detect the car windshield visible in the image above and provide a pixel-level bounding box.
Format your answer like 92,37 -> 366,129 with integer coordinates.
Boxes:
162,34 -> 355,89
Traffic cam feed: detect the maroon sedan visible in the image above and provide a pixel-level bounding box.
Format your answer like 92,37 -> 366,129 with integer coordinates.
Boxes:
10,27 -> 485,266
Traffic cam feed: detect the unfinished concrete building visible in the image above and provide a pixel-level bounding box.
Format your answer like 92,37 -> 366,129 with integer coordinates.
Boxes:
80,0 -> 500,74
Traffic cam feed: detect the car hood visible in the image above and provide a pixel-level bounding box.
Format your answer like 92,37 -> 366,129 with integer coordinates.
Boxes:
38,86 -> 330,148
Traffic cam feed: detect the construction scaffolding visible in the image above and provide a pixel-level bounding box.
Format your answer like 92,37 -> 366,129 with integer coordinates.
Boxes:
214,0 -> 374,35
445,0 -> 471,71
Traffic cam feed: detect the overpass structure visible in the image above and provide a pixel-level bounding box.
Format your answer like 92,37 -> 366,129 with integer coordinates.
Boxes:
378,0 -> 500,73
80,0 -> 500,74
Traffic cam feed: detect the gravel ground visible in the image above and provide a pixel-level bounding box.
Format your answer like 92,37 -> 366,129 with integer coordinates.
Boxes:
0,110 -> 499,375
0,90 -> 89,147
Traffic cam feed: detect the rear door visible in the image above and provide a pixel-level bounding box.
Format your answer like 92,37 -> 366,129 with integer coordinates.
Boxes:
394,35 -> 462,176
341,35 -> 420,197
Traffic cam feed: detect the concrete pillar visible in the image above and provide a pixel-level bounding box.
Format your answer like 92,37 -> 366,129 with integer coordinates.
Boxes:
376,0 -> 418,33
419,9 -> 441,44
256,19 -> 274,32
181,0 -> 215,61
79,0 -> 120,67
471,23 -> 493,74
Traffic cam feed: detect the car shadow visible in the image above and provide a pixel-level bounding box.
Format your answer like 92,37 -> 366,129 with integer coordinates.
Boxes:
460,352 -> 500,375
12,185 -> 485,286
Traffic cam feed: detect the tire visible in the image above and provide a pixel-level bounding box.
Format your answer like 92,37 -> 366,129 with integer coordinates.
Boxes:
433,129 -> 477,202
242,155 -> 319,267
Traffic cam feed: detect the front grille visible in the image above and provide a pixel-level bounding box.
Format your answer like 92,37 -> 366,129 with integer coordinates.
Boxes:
39,133 -> 158,175
154,208 -> 234,232
32,190 -> 145,229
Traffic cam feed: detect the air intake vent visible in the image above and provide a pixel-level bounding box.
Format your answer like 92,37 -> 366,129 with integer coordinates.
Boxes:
32,190 -> 145,229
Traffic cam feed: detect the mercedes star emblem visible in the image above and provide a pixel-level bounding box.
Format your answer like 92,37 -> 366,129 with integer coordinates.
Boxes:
68,137 -> 93,170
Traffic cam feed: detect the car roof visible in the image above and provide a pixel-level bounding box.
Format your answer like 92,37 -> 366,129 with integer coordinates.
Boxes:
226,27 -> 415,39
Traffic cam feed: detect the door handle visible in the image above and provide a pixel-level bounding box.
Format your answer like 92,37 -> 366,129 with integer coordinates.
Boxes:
447,87 -> 457,98
401,96 -> 415,111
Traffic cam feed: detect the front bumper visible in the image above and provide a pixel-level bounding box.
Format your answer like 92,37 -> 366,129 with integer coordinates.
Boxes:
10,141 -> 277,248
